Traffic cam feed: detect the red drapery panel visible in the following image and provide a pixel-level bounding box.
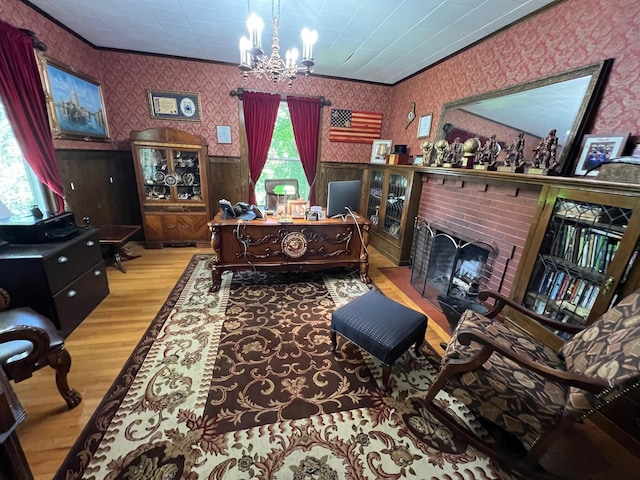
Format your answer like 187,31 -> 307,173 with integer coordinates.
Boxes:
0,20 -> 64,212
286,96 -> 321,204
242,91 -> 280,205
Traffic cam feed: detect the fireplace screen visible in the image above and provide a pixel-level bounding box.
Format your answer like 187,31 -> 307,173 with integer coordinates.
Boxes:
410,220 -> 497,302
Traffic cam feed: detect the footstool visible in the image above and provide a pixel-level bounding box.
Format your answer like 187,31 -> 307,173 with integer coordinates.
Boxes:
330,290 -> 428,390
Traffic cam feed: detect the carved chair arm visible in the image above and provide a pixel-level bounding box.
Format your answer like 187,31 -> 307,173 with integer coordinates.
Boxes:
0,289 -> 9,312
0,326 -> 51,381
455,328 -> 608,393
478,290 -> 584,334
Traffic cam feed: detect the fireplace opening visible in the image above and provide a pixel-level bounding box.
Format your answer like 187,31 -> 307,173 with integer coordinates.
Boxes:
410,220 -> 498,329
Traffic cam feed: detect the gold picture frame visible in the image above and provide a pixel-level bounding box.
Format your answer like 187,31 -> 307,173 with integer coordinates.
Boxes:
37,54 -> 110,141
287,200 -> 310,218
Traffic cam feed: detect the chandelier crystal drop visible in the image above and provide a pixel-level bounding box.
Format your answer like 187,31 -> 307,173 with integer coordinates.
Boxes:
239,0 -> 317,85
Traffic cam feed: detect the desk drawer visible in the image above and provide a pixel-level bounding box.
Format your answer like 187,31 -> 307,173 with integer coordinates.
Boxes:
52,260 -> 109,337
44,231 -> 102,292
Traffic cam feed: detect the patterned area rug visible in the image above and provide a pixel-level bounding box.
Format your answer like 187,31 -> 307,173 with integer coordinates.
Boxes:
55,255 -> 515,479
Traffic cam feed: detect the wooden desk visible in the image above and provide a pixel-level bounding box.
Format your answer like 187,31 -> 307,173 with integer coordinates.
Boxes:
207,214 -> 371,292
98,225 -> 141,273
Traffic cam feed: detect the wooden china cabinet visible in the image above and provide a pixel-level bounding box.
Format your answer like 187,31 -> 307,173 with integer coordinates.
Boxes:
130,127 -> 211,248
364,165 -> 422,265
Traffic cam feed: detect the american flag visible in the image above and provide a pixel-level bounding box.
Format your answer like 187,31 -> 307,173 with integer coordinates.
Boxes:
329,109 -> 382,143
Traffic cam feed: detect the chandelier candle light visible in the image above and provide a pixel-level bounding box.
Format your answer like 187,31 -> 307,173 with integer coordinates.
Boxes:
239,0 -> 317,85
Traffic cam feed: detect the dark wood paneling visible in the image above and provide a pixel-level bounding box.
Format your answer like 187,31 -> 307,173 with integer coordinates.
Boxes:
56,150 -> 142,235
207,156 -> 245,217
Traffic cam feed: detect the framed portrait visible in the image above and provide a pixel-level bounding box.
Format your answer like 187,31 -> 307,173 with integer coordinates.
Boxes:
371,139 -> 392,164
37,55 -> 110,141
417,114 -> 433,138
147,89 -> 202,122
287,200 -> 310,218
573,133 -> 630,176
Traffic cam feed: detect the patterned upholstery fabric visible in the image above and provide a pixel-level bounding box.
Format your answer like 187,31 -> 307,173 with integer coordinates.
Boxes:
441,310 -> 568,449
439,290 -> 640,450
331,290 -> 427,366
559,289 -> 640,414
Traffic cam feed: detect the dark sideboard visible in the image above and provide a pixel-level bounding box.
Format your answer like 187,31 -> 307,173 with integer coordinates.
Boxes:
0,228 -> 109,337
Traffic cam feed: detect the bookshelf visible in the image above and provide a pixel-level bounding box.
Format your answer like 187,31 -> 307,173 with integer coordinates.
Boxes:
516,188 -> 640,336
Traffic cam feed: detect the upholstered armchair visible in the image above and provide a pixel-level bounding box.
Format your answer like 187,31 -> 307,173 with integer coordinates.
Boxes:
425,289 -> 640,476
0,288 -> 81,409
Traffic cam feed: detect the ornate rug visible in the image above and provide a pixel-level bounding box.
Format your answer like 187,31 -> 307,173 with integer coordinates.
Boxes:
55,255 -> 515,479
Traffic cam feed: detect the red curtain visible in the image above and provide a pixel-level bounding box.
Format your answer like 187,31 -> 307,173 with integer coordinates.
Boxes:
287,96 -> 321,204
242,91 -> 280,205
0,20 -> 64,212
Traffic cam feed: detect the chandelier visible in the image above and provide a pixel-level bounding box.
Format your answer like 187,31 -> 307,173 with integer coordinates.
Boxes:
239,0 -> 317,85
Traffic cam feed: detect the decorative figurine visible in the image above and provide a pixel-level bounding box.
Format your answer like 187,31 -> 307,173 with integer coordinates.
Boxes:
420,140 -> 434,163
533,129 -> 559,170
478,134 -> 501,167
504,132 -> 526,167
448,137 -> 464,166
433,139 -> 450,166
462,137 -> 481,169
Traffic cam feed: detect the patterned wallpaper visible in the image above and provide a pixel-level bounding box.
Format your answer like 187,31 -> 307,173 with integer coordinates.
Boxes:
3,0 -> 639,168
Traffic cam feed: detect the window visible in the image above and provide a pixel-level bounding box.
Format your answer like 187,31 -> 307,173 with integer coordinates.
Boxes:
255,102 -> 309,206
0,99 -> 48,218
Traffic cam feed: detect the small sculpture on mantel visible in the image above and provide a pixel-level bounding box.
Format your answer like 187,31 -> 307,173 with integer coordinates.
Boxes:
433,139 -> 450,166
420,140 -> 434,163
504,132 -> 526,168
477,134 -> 501,167
532,129 -> 559,170
448,137 -> 464,166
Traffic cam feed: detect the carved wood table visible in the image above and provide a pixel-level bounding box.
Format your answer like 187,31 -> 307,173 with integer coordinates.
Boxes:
207,213 -> 371,292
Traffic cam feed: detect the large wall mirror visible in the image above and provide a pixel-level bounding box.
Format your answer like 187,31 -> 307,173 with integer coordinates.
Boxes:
433,59 -> 612,175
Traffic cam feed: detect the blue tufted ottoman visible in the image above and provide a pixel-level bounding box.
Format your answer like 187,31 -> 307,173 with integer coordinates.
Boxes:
331,290 -> 428,390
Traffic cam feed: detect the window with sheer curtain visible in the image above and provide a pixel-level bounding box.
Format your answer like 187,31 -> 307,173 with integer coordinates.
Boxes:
0,99 -> 48,218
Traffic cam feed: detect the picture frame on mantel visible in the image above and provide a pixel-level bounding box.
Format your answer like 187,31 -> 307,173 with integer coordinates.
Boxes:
417,113 -> 433,138
573,133 -> 630,176
37,55 -> 110,141
371,139 -> 392,163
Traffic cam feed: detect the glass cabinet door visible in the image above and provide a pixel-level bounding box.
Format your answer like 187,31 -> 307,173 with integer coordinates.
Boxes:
172,149 -> 202,201
366,170 -> 384,229
382,173 -> 408,238
138,147 -> 169,201
523,197 -> 639,333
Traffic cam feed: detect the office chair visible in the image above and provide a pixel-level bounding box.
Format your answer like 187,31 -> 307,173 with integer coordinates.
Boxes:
265,179 -> 299,210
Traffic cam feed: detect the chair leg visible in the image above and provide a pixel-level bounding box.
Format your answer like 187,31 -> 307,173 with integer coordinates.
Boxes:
330,330 -> 337,352
46,346 -> 82,409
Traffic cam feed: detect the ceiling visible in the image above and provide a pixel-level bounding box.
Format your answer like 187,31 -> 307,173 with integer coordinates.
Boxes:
26,0 -> 557,85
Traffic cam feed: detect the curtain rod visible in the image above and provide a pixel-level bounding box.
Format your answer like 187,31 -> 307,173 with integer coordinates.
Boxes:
230,87 -> 331,107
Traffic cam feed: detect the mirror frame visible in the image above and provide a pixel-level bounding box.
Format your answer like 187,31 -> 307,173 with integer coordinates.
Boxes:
433,59 -> 612,176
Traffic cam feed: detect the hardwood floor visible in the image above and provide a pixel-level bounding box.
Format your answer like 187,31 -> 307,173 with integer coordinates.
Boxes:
8,243 -> 640,479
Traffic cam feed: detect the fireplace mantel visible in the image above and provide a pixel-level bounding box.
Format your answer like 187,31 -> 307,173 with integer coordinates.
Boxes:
415,165 -> 640,196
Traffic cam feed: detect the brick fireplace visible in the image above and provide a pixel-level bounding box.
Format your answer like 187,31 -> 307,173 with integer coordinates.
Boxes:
413,174 -> 541,317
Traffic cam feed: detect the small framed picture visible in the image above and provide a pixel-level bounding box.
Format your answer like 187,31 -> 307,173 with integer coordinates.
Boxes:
413,155 -> 424,166
371,139 -> 392,164
417,114 -> 433,138
573,133 -> 630,176
287,200 -> 310,218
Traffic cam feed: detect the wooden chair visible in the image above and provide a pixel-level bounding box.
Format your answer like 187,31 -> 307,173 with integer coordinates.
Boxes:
265,178 -> 299,210
425,289 -> 640,477
0,288 -> 81,409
